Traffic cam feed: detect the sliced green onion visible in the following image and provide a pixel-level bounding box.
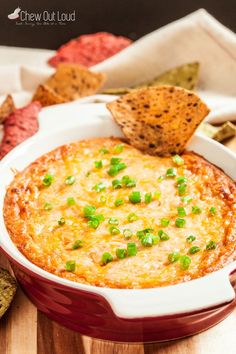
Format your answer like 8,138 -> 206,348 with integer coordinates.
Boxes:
160,218 -> 170,227
93,182 -> 106,193
177,176 -> 187,185
121,175 -> 129,184
178,183 -> 187,196
136,230 -> 145,240
109,226 -> 120,235
108,163 -> 127,177
127,242 -> 137,256
158,230 -> 170,241
127,212 -> 138,223
179,255 -> 191,270
175,218 -> 186,228
44,202 -> 53,211
152,235 -> 160,244
108,217 -> 119,225
58,217 -> 66,226
136,229 -> 154,240
99,148 -> 109,154
65,175 -> 76,185
177,207 -> 186,217
192,206 -> 202,214
123,229 -> 133,239
126,179 -> 136,188
206,240 -> 217,250
114,198 -> 124,207
67,197 -> 76,206
121,175 -> 130,184
189,246 -> 201,254
182,196 -> 193,204
166,168 -> 177,177
186,235 -> 196,243
43,173 -> 53,186
168,252 -> 180,263
141,234 -> 155,247
112,179 -> 122,189
65,260 -> 76,272
172,155 -> 184,166
144,193 -> 152,204
111,157 -> 121,165
94,160 -> 103,169
129,191 -> 141,204
87,214 -> 104,229
83,205 -> 96,218
88,219 -> 99,229
72,240 -> 83,249
101,252 -> 113,265
116,248 -> 127,259
121,175 -> 136,188
113,144 -> 124,154
209,207 -> 217,215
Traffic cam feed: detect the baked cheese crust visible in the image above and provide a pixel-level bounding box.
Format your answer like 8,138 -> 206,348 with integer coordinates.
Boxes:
3,138 -> 236,288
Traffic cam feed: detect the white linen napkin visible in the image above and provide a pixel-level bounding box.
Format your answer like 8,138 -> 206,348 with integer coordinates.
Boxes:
0,9 -> 235,124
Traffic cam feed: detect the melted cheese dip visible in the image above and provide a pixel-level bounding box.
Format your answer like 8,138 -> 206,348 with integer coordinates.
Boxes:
4,138 -> 236,288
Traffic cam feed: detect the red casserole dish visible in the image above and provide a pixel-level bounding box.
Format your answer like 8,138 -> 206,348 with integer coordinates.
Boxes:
0,97 -> 236,342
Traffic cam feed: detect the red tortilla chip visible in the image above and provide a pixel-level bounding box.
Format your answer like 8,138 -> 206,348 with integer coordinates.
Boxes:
48,32 -> 132,68
0,102 -> 41,159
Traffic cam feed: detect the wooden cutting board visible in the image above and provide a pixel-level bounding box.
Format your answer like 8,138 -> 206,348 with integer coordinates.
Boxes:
0,138 -> 236,354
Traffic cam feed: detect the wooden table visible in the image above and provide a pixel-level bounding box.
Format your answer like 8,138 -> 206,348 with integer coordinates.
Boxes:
1,138 -> 236,354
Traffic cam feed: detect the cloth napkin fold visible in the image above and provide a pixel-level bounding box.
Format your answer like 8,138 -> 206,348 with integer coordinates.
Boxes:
0,9 -> 235,124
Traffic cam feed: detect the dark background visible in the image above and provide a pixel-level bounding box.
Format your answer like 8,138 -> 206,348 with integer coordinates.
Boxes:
0,0 -> 235,49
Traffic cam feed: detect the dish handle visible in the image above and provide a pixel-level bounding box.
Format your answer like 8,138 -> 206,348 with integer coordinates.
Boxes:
98,264 -> 236,319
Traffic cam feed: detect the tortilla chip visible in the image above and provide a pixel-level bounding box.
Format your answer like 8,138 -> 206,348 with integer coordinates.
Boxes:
137,62 -> 200,91
32,84 -> 66,107
102,87 -> 131,95
102,62 -> 200,96
213,121 -> 236,142
0,95 -> 15,123
0,268 -> 17,318
48,32 -> 132,68
199,121 -> 236,142
45,63 -> 106,101
107,85 -> 210,156
0,102 -> 41,160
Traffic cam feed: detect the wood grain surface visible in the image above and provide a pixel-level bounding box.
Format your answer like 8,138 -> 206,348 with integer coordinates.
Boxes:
0,137 -> 236,354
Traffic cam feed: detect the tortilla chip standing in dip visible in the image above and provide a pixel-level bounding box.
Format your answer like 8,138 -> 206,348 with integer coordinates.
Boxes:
106,85 -> 210,156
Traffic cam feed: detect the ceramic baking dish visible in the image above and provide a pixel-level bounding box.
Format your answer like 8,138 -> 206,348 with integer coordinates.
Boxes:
0,96 -> 236,342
